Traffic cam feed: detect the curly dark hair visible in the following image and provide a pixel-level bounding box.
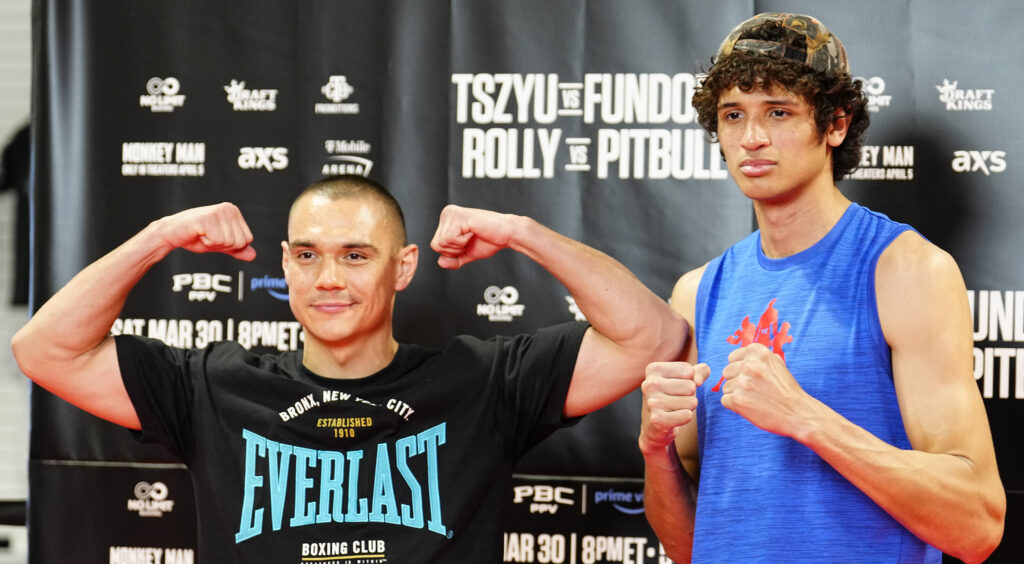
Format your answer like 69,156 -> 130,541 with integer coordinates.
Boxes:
692,20 -> 869,182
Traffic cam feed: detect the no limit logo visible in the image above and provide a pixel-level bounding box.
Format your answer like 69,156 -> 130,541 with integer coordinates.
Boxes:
139,77 -> 186,113
127,481 -> 176,518
477,285 -> 525,322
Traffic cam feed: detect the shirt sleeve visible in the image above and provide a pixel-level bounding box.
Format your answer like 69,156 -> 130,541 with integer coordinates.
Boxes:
115,334 -> 197,462
492,321 -> 589,458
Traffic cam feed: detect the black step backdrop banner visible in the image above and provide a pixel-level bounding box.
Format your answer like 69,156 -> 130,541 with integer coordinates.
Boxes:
27,0 -> 1023,562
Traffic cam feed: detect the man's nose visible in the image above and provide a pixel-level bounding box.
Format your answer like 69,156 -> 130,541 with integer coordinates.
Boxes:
315,259 -> 346,289
741,117 -> 770,151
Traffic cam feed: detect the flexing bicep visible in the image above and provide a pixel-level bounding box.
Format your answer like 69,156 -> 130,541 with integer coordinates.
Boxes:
564,289 -> 690,418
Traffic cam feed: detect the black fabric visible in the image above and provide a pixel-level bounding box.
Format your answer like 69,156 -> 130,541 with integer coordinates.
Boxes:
115,321 -> 587,562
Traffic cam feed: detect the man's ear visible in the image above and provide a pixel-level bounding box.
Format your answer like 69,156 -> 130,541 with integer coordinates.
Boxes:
827,109 -> 852,147
281,241 -> 290,283
395,244 -> 419,291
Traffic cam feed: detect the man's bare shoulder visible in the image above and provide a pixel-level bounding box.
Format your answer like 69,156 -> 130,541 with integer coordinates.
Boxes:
670,264 -> 708,319
672,264 -> 708,299
876,230 -> 968,348
877,230 -> 963,289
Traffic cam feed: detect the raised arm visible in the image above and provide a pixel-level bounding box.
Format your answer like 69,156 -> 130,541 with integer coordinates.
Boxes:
638,266 -> 706,563
430,204 -> 687,417
11,203 -> 256,429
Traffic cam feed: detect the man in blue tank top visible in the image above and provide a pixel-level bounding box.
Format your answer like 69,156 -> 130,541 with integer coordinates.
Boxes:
638,13 -> 1005,563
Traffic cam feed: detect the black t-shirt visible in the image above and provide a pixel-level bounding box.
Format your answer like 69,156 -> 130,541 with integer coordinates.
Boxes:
116,322 -> 588,563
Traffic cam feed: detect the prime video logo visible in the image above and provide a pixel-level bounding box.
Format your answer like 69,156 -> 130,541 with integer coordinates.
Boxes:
251,275 -> 288,300
593,488 -> 644,515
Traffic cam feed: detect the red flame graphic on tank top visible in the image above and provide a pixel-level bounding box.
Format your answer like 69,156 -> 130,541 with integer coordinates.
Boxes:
711,298 -> 794,392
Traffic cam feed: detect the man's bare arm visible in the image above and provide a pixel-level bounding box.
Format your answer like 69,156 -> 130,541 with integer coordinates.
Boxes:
430,205 -> 687,417
11,203 -> 256,429
639,267 -> 706,563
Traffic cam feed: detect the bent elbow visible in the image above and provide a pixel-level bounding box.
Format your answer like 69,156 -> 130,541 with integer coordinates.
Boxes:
952,491 -> 1007,564
974,496 -> 1007,563
650,312 -> 689,362
10,327 -> 35,380
11,325 -> 59,386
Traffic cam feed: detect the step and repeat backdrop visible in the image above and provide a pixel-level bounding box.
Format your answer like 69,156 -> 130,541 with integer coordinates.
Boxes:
28,0 -> 1022,562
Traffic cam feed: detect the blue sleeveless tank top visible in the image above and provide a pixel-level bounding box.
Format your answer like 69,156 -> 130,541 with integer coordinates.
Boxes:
691,203 -> 940,562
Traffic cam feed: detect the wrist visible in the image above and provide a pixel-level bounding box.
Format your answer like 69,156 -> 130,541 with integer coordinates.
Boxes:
504,213 -> 535,254
135,218 -> 178,265
638,432 -> 672,458
788,393 -> 829,445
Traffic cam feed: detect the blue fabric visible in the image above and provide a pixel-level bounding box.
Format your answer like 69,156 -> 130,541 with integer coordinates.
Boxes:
691,203 -> 940,562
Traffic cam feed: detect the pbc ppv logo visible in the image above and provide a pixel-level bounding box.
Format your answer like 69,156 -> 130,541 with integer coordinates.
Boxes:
238,147 -> 289,172
127,481 -> 175,518
173,273 -> 233,302
477,285 -> 525,322
139,77 -> 186,113
952,150 -> 1006,176
512,485 -> 575,515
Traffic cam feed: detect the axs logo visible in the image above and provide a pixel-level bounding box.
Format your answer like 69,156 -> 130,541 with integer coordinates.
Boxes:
238,147 -> 289,172
951,150 -> 1006,176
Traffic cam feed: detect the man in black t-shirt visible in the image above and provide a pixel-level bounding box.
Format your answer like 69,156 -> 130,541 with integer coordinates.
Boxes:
13,175 -> 687,561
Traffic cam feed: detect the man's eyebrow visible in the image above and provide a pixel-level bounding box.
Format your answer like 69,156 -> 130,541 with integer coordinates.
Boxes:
718,98 -> 798,110
288,239 -> 380,252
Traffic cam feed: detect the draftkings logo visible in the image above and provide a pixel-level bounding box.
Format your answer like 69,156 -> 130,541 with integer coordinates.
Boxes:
238,146 -> 289,172
322,138 -> 374,176
951,150 -> 1006,176
224,79 -> 278,111
127,481 -> 175,518
315,75 -> 360,115
139,77 -> 186,113
855,76 -> 892,113
477,285 -> 525,322
936,79 -> 993,111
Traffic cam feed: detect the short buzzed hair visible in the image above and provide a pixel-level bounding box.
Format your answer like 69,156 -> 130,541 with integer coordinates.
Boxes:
291,175 -> 408,245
